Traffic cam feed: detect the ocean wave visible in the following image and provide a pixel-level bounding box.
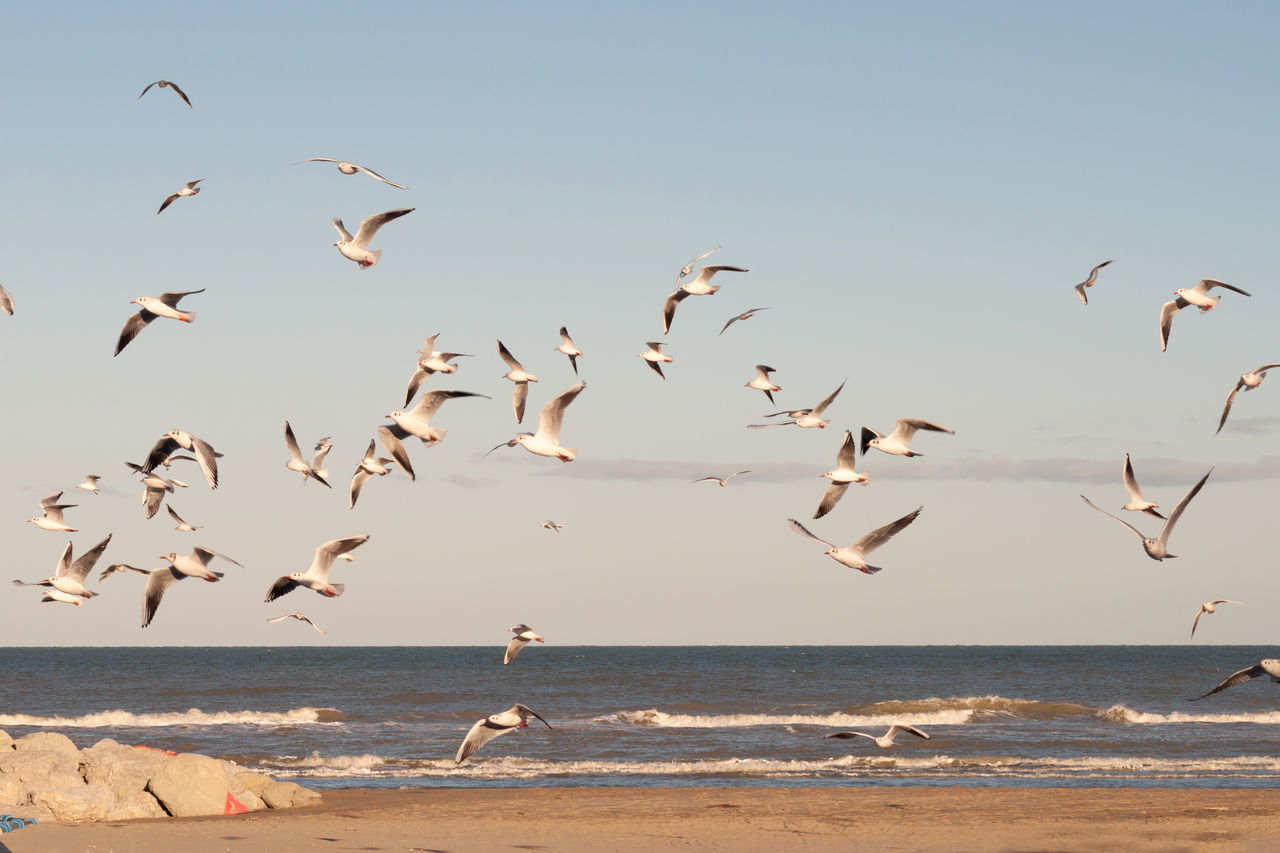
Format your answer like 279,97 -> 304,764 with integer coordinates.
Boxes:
859,696 -> 1098,719
1098,705 -> 1280,725
0,707 -> 345,728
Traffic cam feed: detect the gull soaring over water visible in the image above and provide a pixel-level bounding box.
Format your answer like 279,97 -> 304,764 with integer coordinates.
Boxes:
27,491 -> 77,532
497,340 -> 538,423
504,624 -> 544,665
138,80 -> 192,107
1191,600 -> 1244,639
297,158 -> 407,189
267,613 -> 326,634
114,289 -> 204,357
555,327 -> 583,375
693,470 -> 750,487
1073,260 -> 1113,305
13,535 -> 112,600
156,179 -> 202,214
748,381 -> 845,429
487,380 -> 586,462
860,418 -> 954,457
143,429 -> 220,489
638,342 -> 672,379
1080,468 -> 1212,561
788,507 -> 923,574
455,704 -> 551,764
283,422 -> 331,487
349,439 -> 396,508
378,389 -> 491,480
265,534 -> 370,602
825,724 -> 930,749
814,430 -> 869,520
1193,659 -> 1280,700
1159,279 -> 1252,352
1120,454 -> 1165,519
1217,363 -> 1280,434
720,307 -> 769,335
662,265 -> 748,334
745,365 -> 780,403
332,207 -> 414,269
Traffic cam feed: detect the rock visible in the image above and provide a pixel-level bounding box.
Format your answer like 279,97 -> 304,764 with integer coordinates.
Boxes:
82,740 -> 173,801
0,729 -> 14,749
15,731 -> 80,761
0,772 -> 26,803
146,753 -> 235,817
0,747 -> 84,790
230,769 -> 273,798
30,782 -> 114,823
106,790 -> 168,821
260,780 -> 321,809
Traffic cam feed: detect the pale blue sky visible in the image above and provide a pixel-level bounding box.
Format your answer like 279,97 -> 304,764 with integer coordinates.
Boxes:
3,2 -> 1279,645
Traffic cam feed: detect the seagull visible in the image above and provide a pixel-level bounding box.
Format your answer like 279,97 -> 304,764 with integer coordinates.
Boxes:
638,342 -> 671,379
0,284 -> 13,316
748,381 -> 845,429
265,534 -> 370,602
788,507 -> 923,574
166,504 -> 201,531
1191,600 -> 1244,639
311,436 -> 334,483
455,704 -> 551,764
720,307 -> 769,335
379,390 -> 491,480
26,491 -> 77,532
505,624 -> 544,665
332,208 -> 414,268
1073,260 -> 1113,305
814,430 -> 870,519
860,418 -> 955,457
350,439 -> 396,508
267,613 -> 326,634
1193,659 -> 1280,700
497,340 -> 539,423
13,535 -> 112,599
143,429 -> 220,489
1120,454 -> 1165,519
114,289 -> 205,357
662,265 -> 749,333
745,365 -> 781,403
138,471 -> 184,519
157,179 -> 203,215
540,520 -> 564,533
555,327 -> 583,375
693,471 -> 750,487
41,589 -> 87,607
487,381 -> 586,462
675,246 -> 720,288
297,158 -> 407,189
76,475 -> 102,494
283,422 -> 332,487
1217,363 -> 1280,434
825,724 -> 930,749
131,547 -> 242,628
1080,468 -> 1212,561
1159,279 -> 1252,351
138,80 -> 192,107
403,334 -> 473,405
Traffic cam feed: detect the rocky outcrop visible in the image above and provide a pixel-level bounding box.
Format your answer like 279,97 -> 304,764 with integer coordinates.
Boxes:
0,730 -> 320,824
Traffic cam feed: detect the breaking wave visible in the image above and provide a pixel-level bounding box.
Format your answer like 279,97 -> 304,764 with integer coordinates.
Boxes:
0,707 -> 345,728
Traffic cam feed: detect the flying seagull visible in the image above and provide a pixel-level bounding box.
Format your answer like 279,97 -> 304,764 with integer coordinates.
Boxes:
332,208 -> 414,269
1193,659 -> 1280,701
748,381 -> 844,429
143,429 -> 220,489
693,470 -> 750,487
297,158 -> 406,189
1191,600 -> 1244,639
486,381 -> 586,462
825,724 -> 930,749
540,520 -> 564,533
349,439 -> 396,508
115,289 -> 205,357
1159,279 -> 1252,352
497,340 -> 538,423
76,475 -> 101,494
26,491 -> 77,532
455,704 -> 551,764
157,179 -> 203,215
555,327 -> 583,375
138,80 -> 192,107
1074,260 -> 1113,305
1218,363 -> 1280,434
13,535 -> 112,600
788,507 -> 923,574
267,613 -> 326,634
638,342 -> 671,379
674,246 -> 720,288
745,365 -> 781,403
720,307 -> 769,335
814,430 -> 869,520
137,547 -> 242,627
403,333 -> 473,405
1120,454 -> 1165,519
1080,468 -> 1212,561
284,421 -> 331,487
860,418 -> 954,457
265,534 -> 370,602
662,265 -> 748,333
379,390 -> 491,480
505,624 -> 544,665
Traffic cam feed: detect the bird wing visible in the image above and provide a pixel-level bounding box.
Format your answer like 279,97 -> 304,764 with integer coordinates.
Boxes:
1198,279 -> 1251,297
852,506 -> 923,556
504,637 -> 528,665
1191,608 -> 1204,638
1159,298 -> 1188,352
308,534 -> 370,581
143,483 -> 167,519
403,367 -> 429,407
835,430 -> 859,469
1155,468 -> 1212,550
157,288 -> 205,308
264,576 -> 300,603
678,246 -> 720,280
514,704 -> 552,729
142,568 -> 184,628
536,381 -> 586,442
859,425 -> 881,456
283,421 -> 306,465
1121,454 -> 1147,502
787,518 -> 835,549
1218,381 -> 1244,434
1075,282 -> 1089,305
66,534 -> 111,583
662,290 -> 690,334
138,81 -> 159,99
331,217 -> 354,242
687,265 -> 749,288
349,468 -> 372,509
353,163 -> 407,189
100,563 -> 151,582
299,157 -> 340,165
194,546 -> 243,568
456,718 -> 511,764
142,436 -> 181,473
115,309 -> 158,356
377,425 -> 415,481
814,482 -> 850,520
810,380 -> 846,417
1194,663 -> 1268,700
513,381 -> 529,423
1080,495 -> 1146,542
351,208 -> 414,247
888,724 -> 930,740
39,491 -> 66,510
497,340 -> 524,372
167,81 -> 192,107
824,731 -> 874,741
156,193 -> 181,215
166,505 -> 189,527
412,389 -> 490,422
890,418 -> 954,444
190,435 -> 220,488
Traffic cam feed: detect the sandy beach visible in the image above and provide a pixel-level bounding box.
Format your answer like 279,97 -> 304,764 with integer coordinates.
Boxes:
5,786 -> 1280,852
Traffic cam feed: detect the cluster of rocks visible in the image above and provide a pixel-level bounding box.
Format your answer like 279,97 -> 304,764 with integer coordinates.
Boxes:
0,730 -> 320,823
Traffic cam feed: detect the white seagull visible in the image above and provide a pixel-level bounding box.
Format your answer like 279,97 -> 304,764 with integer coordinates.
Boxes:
1120,454 -> 1165,519
138,471 -> 184,519
674,246 -> 720,287
332,208 -> 414,269
1191,600 -> 1244,639
265,534 -> 370,602
166,504 -> 201,531
138,79 -> 192,107
505,624 -> 544,665
1159,279 -> 1252,352
748,381 -> 845,429
861,418 -> 954,457
720,307 -> 769,335
1218,363 -> 1280,434
284,421 -> 331,487
114,289 -> 205,357
788,507 -> 923,574
131,547 -> 241,628
403,333 -> 473,405
349,439 -> 396,508
540,520 -> 564,533
1193,659 -> 1280,701
662,265 -> 749,333
825,724 -> 930,749
555,327 -> 583,375
745,365 -> 781,404
13,535 -> 112,599
693,470 -> 750,487
814,430 -> 869,520
76,475 -> 102,494
455,704 -> 551,764
0,284 -> 12,316
1073,260 -> 1113,305
497,340 -> 539,423
310,436 -> 334,483
157,179 -> 203,215
143,429 -> 220,489
267,613 -> 326,634
26,491 -> 77,532
379,390 -> 491,480
639,342 -> 672,379
487,381 -> 586,462
297,157 -> 407,189
1080,468 -> 1212,561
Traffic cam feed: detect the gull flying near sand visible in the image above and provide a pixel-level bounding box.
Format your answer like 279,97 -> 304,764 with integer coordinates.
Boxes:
498,340 -> 538,423
745,365 -> 780,404
26,491 -> 77,532
455,704 -> 551,764
748,381 -> 844,429
1191,600 -> 1244,639
284,422 -> 331,487
0,284 -> 13,316
861,418 -> 954,457
379,390 -> 491,481
1074,260 -> 1113,305
1159,279 -> 1252,352
13,534 -> 112,600
505,624 -> 544,665
720,307 -> 769,335
814,430 -> 869,520
157,179 -> 202,215
143,429 -> 220,489
555,327 -> 583,375
638,342 -> 672,379
487,380 -> 586,462
693,471 -> 750,487
138,80 -> 192,107
297,157 -> 407,189
1193,659 -> 1280,701
332,208 -> 414,268
265,534 -> 370,602
349,439 -> 396,508
114,289 -> 205,357
267,613 -> 326,634
825,724 -> 930,749
1217,363 -> 1280,434
1080,468 -> 1212,561
1120,454 -> 1165,519
788,507 -> 923,574
662,264 -> 748,334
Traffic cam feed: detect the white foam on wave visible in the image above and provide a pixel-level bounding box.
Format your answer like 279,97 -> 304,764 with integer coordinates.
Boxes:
0,707 -> 342,728
1099,705 -> 1280,725
601,708 -> 977,728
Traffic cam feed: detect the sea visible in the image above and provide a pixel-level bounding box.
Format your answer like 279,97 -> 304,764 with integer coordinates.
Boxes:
1,646 -> 1277,790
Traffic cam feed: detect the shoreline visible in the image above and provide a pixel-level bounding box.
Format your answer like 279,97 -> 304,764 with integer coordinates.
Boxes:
6,786 -> 1280,852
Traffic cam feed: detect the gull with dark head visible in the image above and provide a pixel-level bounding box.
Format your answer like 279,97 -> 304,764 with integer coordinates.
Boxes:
297,157 -> 406,189
138,79 -> 192,107
27,491 -> 77,532
1217,363 -> 1280,434
1080,468 -> 1212,561
814,430 -> 869,520
13,535 -> 112,600
1073,260 -> 1113,305
788,507 -> 923,574
115,289 -> 205,357
455,704 -> 551,764
1159,279 -> 1252,352
265,534 -> 369,602
332,208 -> 414,269
497,340 -> 538,423
860,418 -> 954,457
487,381 -> 586,462
826,724 -> 930,749
505,624 -> 544,665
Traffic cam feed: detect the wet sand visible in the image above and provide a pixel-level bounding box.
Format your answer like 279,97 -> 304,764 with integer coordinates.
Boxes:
5,786 -> 1280,852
